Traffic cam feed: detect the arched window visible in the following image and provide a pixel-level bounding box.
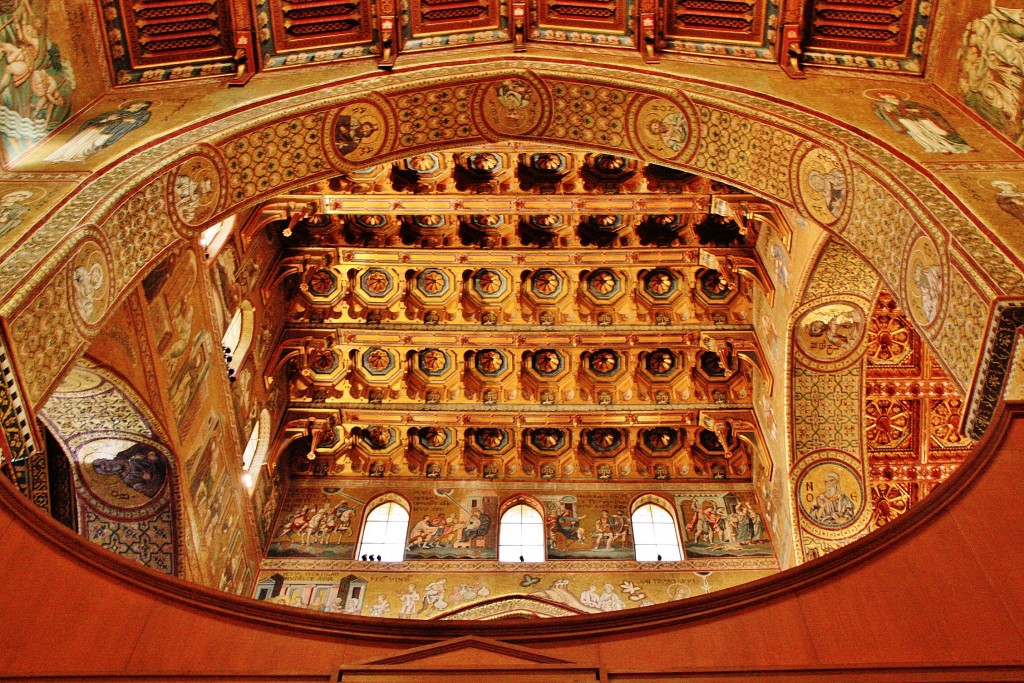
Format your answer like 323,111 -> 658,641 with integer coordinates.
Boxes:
631,502 -> 682,561
200,215 -> 237,259
240,410 -> 272,492
240,420 -> 260,485
222,300 -> 254,372
357,501 -> 410,562
498,503 -> 545,562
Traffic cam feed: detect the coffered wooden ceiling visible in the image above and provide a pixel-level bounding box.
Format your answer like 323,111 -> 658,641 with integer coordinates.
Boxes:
99,0 -> 935,84
264,148 -> 777,484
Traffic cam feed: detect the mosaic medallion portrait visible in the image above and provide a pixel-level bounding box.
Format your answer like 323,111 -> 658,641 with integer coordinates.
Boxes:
630,96 -> 693,162
797,147 -> 848,226
905,235 -> 943,328
796,460 -> 865,532
794,301 -> 867,367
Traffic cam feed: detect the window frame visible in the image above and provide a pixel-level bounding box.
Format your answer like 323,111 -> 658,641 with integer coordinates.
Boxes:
497,499 -> 546,563
630,495 -> 684,562
355,496 -> 411,563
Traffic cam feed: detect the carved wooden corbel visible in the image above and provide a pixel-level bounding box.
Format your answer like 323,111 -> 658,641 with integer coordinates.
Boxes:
378,0 -> 398,69
512,0 -> 527,51
638,0 -> 658,63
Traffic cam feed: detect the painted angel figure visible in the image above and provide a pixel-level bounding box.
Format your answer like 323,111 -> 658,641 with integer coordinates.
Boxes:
45,101 -> 152,163
870,92 -> 974,154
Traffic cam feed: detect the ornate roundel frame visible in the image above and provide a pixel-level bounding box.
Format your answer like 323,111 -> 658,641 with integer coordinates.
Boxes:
167,149 -> 227,232
792,296 -> 871,372
791,142 -> 854,230
794,454 -> 869,538
67,235 -> 114,334
473,72 -> 552,141
323,94 -> 396,169
626,93 -> 698,164
73,434 -> 174,518
902,232 -> 948,333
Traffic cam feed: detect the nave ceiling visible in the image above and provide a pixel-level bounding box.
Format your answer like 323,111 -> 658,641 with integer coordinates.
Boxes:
271,148 -> 770,486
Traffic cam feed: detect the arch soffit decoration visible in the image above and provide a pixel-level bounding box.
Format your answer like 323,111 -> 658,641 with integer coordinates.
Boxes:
0,60 -> 1019,438
35,359 -> 185,575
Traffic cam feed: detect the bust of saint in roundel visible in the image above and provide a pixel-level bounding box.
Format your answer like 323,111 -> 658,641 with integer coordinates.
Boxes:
333,102 -> 387,163
89,442 -> 168,501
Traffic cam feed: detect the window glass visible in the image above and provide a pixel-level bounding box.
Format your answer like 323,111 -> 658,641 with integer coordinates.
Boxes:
357,502 -> 409,562
632,503 -> 682,561
498,503 -> 545,562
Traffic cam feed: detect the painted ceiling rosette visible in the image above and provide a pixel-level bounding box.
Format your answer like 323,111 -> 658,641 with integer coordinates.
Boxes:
529,269 -> 564,299
645,348 -> 677,376
471,269 -> 509,299
643,268 -> 679,299
531,349 -> 564,377
361,346 -> 396,376
359,268 -> 397,299
414,268 -> 453,299
474,349 -> 509,377
585,268 -> 623,300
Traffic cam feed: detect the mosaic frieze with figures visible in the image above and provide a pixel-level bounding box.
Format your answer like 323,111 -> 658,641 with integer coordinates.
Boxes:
675,491 -> 773,559
267,479 -> 775,547
258,477 -> 776,618
253,565 -> 777,618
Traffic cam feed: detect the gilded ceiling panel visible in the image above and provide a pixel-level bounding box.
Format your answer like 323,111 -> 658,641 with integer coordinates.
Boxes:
802,0 -> 933,73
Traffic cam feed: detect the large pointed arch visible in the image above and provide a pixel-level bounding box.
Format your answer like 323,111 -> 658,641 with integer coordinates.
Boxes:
0,60 -> 1016,446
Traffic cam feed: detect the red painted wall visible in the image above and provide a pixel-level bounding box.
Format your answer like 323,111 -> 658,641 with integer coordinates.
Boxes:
1,404 -> 1023,679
